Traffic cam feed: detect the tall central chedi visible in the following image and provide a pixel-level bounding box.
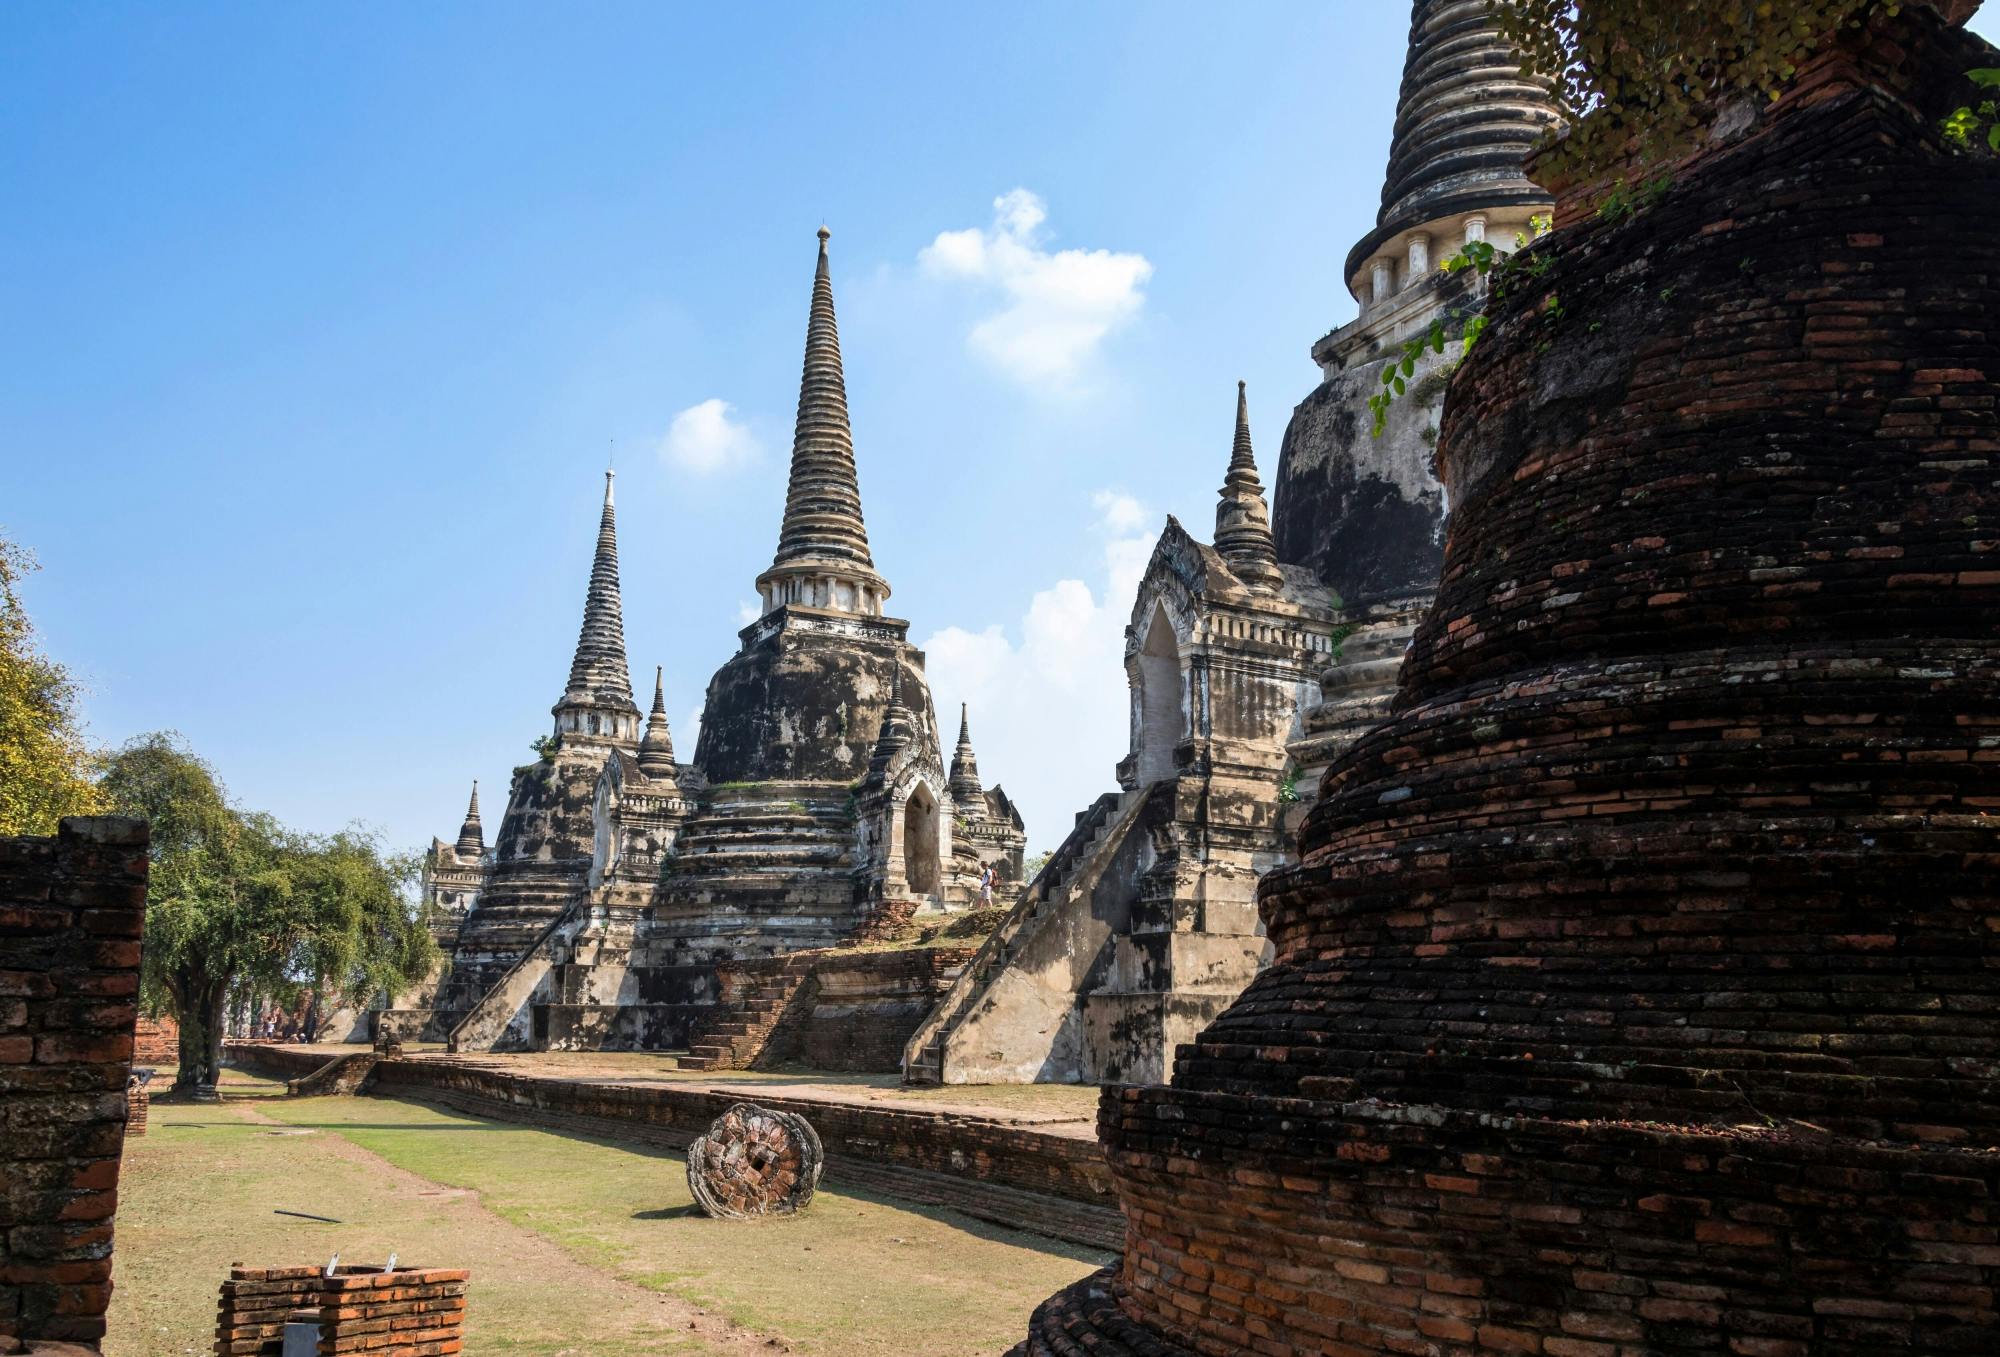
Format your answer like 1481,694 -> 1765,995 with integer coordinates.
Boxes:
649,227 -> 950,957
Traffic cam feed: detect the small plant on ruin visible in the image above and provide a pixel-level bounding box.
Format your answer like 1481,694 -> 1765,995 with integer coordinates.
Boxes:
1366,226 -> 1555,436
1490,0 -> 1932,181
1943,67 -> 2000,150
530,733 -> 558,759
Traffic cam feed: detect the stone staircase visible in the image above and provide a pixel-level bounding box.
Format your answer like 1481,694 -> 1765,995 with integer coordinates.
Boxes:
902,789 -> 1136,1085
679,956 -> 820,1071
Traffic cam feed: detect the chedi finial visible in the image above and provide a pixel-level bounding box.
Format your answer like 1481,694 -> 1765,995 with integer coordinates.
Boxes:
1214,381 -> 1284,593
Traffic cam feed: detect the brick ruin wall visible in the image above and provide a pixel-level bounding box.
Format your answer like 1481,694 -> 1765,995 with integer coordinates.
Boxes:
132,1016 -> 178,1067
1,817 -> 150,1353
215,1264 -> 468,1357
1021,9 -> 2000,1357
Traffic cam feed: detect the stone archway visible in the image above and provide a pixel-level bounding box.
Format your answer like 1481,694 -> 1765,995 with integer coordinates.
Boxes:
1135,601 -> 1184,785
903,784 -> 941,895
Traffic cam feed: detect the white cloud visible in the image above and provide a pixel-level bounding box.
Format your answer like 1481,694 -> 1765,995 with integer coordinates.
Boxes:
918,189 -> 1152,391
659,398 -> 760,475
921,491 -> 1158,852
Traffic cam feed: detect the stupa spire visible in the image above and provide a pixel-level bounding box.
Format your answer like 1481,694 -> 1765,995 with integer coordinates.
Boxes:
454,781 -> 484,856
1344,0 -> 1563,291
755,228 -> 891,618
1214,382 -> 1285,593
552,469 -> 640,745
948,703 -> 985,811
638,666 -> 676,776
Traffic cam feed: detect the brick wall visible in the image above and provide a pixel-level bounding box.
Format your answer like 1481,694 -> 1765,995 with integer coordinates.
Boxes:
132,1015 -> 178,1066
0,816 -> 150,1352
1020,8 -> 2000,1356
215,1265 -> 468,1357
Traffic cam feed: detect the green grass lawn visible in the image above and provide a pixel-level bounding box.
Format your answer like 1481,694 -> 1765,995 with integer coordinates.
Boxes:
109,1090 -> 1106,1357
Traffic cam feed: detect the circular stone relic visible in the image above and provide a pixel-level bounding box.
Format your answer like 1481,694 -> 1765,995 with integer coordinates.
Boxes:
686,1102 -> 824,1219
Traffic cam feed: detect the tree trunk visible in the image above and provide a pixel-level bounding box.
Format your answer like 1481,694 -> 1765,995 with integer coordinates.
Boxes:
171,970 -> 230,1102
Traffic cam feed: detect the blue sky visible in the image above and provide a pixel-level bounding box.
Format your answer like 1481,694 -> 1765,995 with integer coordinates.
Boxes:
10,4 -> 1992,856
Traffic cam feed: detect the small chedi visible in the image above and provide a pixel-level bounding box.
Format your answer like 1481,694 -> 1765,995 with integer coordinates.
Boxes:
1020,4 -> 2000,1354
401,228 -> 1026,1055
685,1102 -> 826,1219
903,0 -> 1560,1088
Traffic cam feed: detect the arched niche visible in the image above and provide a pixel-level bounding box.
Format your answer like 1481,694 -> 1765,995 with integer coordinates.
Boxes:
1134,601 -> 1185,785
903,783 -> 941,895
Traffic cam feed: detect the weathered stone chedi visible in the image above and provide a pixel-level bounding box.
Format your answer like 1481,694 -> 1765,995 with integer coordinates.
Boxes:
1021,7 -> 2000,1355
416,229 -> 1025,1053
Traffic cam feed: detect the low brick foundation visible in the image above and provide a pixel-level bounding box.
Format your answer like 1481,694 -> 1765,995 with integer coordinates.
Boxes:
215,1265 -> 468,1357
0,816 -> 150,1352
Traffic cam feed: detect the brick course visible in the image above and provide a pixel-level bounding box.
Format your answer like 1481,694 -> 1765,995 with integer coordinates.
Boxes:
1019,8 -> 2000,1356
0,816 -> 149,1353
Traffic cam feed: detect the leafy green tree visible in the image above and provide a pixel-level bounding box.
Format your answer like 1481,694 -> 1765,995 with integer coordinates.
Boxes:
98,733 -> 437,1098
0,535 -> 103,834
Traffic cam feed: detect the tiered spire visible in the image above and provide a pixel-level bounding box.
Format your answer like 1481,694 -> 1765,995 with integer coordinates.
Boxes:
454,781 -> 484,857
552,470 -> 640,745
1214,383 -> 1285,593
755,228 -> 891,618
948,704 -> 985,812
1344,0 -> 1562,285
638,666 -> 676,777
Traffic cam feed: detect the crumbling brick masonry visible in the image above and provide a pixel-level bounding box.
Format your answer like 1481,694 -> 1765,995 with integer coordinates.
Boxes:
1019,7 -> 2000,1355
1,816 -> 149,1353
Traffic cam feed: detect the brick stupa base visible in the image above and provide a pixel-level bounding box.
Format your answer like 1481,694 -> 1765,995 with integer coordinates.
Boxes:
1015,6 -> 2000,1356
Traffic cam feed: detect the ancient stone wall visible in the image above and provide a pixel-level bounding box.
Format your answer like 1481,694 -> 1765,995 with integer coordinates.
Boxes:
753,946 -> 974,1072
1020,8 -> 2000,1356
0,816 -> 149,1353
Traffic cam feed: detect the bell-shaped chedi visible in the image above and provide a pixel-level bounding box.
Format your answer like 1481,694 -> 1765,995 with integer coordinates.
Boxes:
1020,5 -> 2000,1354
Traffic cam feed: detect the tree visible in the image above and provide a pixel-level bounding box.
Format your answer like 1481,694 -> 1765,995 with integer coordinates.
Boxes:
1491,0 -> 1915,180
0,534 -> 103,834
98,733 -> 437,1098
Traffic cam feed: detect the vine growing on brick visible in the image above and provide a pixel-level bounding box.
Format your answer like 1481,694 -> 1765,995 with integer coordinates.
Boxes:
1489,0 -> 1911,180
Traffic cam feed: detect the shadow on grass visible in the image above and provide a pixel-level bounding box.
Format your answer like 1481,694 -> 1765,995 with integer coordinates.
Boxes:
631,1205 -> 700,1220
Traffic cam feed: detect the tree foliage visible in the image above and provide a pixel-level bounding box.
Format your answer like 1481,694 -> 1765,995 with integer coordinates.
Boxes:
1492,0 -> 1908,179
98,732 -> 438,1096
0,535 -> 103,835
